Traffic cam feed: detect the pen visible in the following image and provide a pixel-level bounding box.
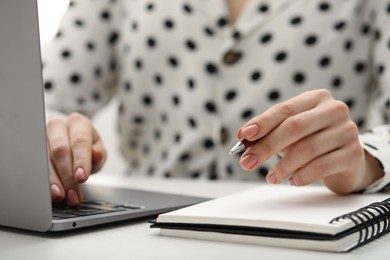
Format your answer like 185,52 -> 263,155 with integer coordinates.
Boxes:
229,139 -> 258,155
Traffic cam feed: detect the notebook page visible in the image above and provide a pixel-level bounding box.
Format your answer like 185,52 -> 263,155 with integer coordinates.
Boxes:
157,185 -> 390,234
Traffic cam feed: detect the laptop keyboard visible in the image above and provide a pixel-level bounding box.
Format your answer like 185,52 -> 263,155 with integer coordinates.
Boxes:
52,200 -> 144,220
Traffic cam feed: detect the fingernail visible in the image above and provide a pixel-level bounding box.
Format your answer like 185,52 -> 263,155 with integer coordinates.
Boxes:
266,170 -> 277,184
240,154 -> 258,170
50,184 -> 62,200
242,124 -> 259,139
67,189 -> 80,206
75,167 -> 85,182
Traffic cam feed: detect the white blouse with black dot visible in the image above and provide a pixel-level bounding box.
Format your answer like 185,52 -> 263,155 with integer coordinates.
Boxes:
42,0 -> 390,192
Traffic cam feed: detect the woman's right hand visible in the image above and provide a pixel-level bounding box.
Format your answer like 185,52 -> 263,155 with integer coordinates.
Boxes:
46,112 -> 106,206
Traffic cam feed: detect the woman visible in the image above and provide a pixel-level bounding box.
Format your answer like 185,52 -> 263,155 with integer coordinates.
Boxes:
42,0 -> 390,206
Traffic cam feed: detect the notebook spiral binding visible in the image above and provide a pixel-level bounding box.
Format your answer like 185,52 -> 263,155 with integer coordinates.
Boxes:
330,197 -> 390,250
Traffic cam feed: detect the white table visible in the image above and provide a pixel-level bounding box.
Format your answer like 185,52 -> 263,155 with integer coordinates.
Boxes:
0,175 -> 389,260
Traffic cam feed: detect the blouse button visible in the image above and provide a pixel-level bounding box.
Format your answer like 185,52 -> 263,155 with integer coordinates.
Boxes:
222,50 -> 242,65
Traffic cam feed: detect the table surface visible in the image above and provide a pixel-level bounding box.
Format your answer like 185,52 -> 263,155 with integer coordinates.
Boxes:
1,174 -> 389,260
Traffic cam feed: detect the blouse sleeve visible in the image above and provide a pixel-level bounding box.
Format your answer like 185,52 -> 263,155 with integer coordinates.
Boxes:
359,0 -> 390,193
41,0 -> 123,118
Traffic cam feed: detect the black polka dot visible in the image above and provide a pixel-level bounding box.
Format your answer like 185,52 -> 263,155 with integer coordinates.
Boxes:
61,49 -> 72,59
92,91 -> 101,102
86,41 -> 96,51
168,56 -> 179,68
160,112 -> 168,123
377,64 -> 386,75
333,20 -> 346,31
74,19 -> 85,27
55,30 -> 63,39
344,39 -> 354,51
134,58 -> 143,70
172,94 -> 180,106
188,117 -> 197,128
232,30 -> 241,41
108,31 -> 119,46
77,97 -> 86,106
154,74 -> 163,86
290,15 -> 303,26
185,39 -> 197,51
163,171 -> 172,178
374,29 -> 381,41
274,51 -> 288,62
123,81 -> 131,91
226,164 -> 234,176
225,89 -> 237,101
44,80 -> 54,91
205,101 -> 217,113
164,18 -> 175,30
250,70 -> 262,82
180,152 -> 191,162
354,61 -> 366,73
217,16 -> 228,27
344,98 -> 355,109
100,10 -> 111,21
241,109 -> 254,119
293,71 -> 306,85
146,2 -> 155,11
319,55 -> 331,68
191,171 -> 201,179
118,101 -> 125,115
109,58 -> 117,72
69,73 -> 82,85
183,3 -> 193,14
205,62 -> 218,75
187,78 -> 196,89
259,32 -> 273,44
142,94 -> 153,106
331,76 -> 343,88
268,89 -> 280,101
361,23 -> 371,35
146,36 -> 157,48
258,4 -> 269,13
204,26 -> 215,37
305,34 -> 318,46
318,2 -> 331,12
131,21 -> 138,31
147,166 -> 155,176
174,133 -> 181,143
203,138 -> 215,150
133,115 -> 145,124
94,66 -> 102,78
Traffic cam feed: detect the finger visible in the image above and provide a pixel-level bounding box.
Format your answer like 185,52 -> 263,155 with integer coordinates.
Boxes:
68,113 -> 94,183
238,89 -> 332,140
271,122 -> 357,183
91,139 -> 107,173
240,104 -> 340,171
46,118 -> 75,196
48,157 -> 65,202
289,147 -> 353,186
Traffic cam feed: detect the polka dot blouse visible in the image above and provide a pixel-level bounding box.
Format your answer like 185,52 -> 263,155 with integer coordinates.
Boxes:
42,0 -> 390,192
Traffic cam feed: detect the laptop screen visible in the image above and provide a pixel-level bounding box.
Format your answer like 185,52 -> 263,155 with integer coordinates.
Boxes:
0,0 -> 53,231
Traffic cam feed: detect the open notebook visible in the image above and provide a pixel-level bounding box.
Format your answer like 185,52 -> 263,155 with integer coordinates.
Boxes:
150,185 -> 390,252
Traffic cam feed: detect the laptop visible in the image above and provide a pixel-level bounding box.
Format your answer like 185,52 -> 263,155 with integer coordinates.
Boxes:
0,0 -> 207,232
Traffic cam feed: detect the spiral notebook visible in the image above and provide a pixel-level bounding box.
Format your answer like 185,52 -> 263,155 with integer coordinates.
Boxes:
150,185 -> 390,252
